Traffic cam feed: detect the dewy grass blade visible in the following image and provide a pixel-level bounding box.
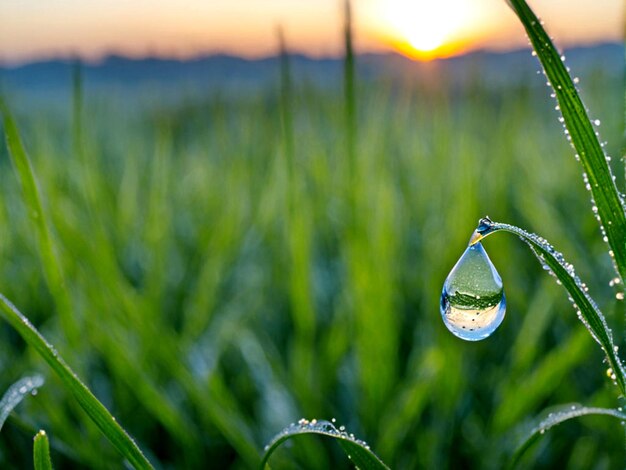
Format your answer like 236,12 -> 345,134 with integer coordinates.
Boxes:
33,430 -> 54,470
0,97 -> 79,347
0,375 -> 44,431
260,419 -> 389,470
7,415 -> 81,464
472,218 -> 626,395
506,0 -> 626,282
0,294 -> 153,470
508,404 -> 626,468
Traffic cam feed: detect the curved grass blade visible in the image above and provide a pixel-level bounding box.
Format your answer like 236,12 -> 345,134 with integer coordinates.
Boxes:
0,375 -> 44,431
0,294 -> 153,470
508,404 -> 626,468
261,419 -> 389,469
506,0 -> 626,282
472,217 -> 626,395
33,430 -> 53,470
0,97 -> 78,346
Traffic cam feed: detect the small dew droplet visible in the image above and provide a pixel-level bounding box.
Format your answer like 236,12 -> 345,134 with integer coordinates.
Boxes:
440,240 -> 506,341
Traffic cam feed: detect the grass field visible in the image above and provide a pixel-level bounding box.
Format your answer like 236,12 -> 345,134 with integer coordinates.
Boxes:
0,44 -> 624,468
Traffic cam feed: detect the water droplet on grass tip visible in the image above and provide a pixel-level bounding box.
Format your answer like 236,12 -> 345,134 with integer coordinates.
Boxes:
440,241 -> 506,341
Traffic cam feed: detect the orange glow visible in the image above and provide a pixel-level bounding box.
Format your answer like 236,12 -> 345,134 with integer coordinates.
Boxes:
0,0 -> 622,64
383,34 -> 467,61
372,0 -> 473,60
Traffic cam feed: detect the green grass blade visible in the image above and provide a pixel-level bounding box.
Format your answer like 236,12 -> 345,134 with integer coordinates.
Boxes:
7,415 -> 81,465
343,0 -> 357,197
508,404 -> 626,468
472,218 -> 626,395
260,419 -> 389,469
72,59 -> 83,159
0,375 -> 44,431
0,294 -> 153,470
33,430 -> 53,470
0,97 -> 78,346
507,0 -> 626,282
277,26 -> 295,185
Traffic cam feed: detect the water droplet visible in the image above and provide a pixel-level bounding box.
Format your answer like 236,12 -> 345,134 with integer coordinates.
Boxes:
440,242 -> 506,341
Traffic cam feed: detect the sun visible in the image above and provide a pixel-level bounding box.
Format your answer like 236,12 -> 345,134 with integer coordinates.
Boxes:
379,0 -> 470,59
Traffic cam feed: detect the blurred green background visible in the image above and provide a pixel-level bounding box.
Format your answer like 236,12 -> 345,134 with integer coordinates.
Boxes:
0,45 -> 624,469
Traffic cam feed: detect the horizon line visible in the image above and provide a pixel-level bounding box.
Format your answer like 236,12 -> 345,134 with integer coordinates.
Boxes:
0,39 -> 621,69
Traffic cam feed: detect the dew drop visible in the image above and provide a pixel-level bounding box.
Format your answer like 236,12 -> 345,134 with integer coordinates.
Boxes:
440,241 -> 506,341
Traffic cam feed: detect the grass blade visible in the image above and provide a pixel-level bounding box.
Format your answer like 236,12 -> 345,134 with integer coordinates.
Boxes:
33,430 -> 53,470
277,26 -> 295,185
0,97 -> 78,347
261,419 -> 389,469
72,59 -> 83,159
6,415 -> 81,464
508,404 -> 626,468
472,217 -> 626,395
0,294 -> 153,470
506,0 -> 626,282
343,0 -> 357,201
0,375 -> 44,431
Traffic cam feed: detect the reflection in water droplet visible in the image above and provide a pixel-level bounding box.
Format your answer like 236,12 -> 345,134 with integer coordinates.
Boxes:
440,241 -> 506,341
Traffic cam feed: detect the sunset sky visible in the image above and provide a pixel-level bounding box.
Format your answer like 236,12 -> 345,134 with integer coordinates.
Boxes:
0,0 -> 622,64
